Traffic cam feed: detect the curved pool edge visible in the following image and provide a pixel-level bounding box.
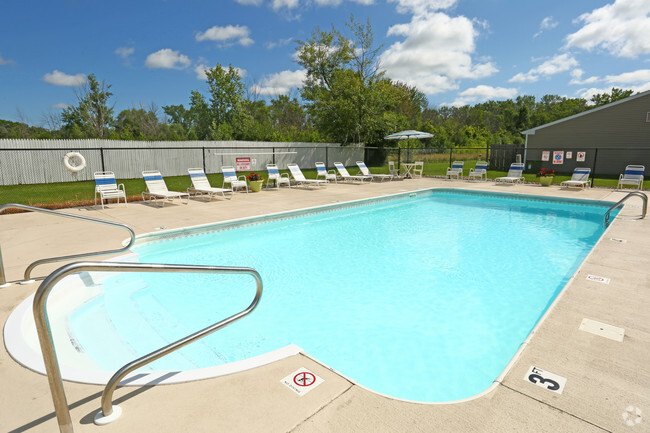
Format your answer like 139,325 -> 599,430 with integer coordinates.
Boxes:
3,187 -> 620,401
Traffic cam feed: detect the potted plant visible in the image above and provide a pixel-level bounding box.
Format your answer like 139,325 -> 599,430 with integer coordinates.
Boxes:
246,172 -> 265,192
537,168 -> 555,186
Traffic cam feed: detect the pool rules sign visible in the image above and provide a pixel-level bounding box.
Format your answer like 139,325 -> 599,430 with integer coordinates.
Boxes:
281,368 -> 324,396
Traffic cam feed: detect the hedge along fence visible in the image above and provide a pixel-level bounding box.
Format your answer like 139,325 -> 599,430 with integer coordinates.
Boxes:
0,139 -> 362,186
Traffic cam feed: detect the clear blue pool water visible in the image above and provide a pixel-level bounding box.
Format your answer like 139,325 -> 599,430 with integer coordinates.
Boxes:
70,189 -> 615,402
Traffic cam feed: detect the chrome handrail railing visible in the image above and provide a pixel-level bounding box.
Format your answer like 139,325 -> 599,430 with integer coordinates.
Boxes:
33,261 -> 263,433
0,203 -> 135,286
604,191 -> 647,227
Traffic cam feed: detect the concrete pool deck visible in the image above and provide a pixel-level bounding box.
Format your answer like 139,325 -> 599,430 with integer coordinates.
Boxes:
1,178 -> 648,433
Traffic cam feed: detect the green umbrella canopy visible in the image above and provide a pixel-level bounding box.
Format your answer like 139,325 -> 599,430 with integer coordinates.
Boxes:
384,130 -> 434,140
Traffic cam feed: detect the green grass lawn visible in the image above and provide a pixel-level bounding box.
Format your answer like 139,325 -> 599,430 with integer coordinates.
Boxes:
0,165 -> 644,209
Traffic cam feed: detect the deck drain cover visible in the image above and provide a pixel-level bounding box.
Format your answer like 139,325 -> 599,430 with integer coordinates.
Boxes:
579,318 -> 624,342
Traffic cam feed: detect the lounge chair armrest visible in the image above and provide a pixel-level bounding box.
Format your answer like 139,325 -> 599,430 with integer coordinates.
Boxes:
118,183 -> 126,192
238,175 -> 247,181
328,169 -> 336,175
281,173 -> 290,179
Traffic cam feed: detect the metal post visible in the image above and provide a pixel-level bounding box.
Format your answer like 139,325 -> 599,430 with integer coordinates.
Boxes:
591,148 -> 598,188
202,147 -> 206,173
100,148 -> 105,172
449,147 -> 453,168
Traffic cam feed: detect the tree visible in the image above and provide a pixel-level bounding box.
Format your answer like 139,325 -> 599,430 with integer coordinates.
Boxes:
205,63 -> 246,139
115,106 -> 161,140
590,87 -> 634,107
61,74 -> 114,138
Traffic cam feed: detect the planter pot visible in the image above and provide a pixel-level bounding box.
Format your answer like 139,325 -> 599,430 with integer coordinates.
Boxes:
249,180 -> 264,192
539,176 -> 553,187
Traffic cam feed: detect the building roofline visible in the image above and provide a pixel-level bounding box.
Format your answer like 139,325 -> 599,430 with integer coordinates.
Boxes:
521,89 -> 650,135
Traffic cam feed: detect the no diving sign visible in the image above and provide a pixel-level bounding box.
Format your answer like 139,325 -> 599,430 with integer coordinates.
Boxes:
281,368 -> 324,396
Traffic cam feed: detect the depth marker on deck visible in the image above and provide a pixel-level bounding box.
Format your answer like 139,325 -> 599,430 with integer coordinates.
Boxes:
524,366 -> 566,394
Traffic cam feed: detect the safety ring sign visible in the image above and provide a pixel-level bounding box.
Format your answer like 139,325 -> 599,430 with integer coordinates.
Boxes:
281,368 -> 324,396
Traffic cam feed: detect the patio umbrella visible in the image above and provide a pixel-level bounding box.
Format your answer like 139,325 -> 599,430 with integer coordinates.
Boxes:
383,130 -> 434,141
384,130 -> 433,164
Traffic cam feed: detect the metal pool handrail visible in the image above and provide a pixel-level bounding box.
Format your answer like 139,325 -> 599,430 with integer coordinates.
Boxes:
0,203 -> 136,286
33,261 -> 263,433
604,191 -> 647,227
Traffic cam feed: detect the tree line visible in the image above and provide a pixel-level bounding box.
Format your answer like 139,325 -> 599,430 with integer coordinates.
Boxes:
0,17 -> 634,148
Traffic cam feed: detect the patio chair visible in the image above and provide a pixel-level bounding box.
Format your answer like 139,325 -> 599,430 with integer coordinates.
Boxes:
333,162 -> 372,183
141,170 -> 189,207
617,165 -> 645,190
446,161 -> 464,179
388,161 -> 401,178
94,171 -> 127,209
495,163 -> 525,184
221,166 -> 248,193
315,162 -> 337,183
287,163 -> 328,188
266,164 -> 291,190
413,161 -> 424,178
468,161 -> 488,181
187,168 -> 233,200
356,161 -> 393,182
560,167 -> 592,190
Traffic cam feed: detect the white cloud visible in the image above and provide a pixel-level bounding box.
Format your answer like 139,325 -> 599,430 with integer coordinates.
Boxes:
196,25 -> 254,46
250,69 -> 306,95
235,0 -> 264,5
42,70 -> 87,86
0,52 -> 14,65
379,13 -> 497,95
569,68 -> 600,85
51,103 -> 69,109
446,85 -> 517,107
508,53 -> 578,83
387,0 -> 456,15
265,37 -> 293,49
272,0 -> 299,10
145,49 -> 191,69
605,69 -> 650,84
115,47 -> 134,59
566,0 -> 650,58
577,83 -> 650,102
534,16 -> 558,38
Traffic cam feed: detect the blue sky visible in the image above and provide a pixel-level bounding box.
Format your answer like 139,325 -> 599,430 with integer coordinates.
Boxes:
1,0 -> 649,127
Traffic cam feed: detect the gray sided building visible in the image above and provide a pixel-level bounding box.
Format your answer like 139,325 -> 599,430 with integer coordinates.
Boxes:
522,90 -> 650,176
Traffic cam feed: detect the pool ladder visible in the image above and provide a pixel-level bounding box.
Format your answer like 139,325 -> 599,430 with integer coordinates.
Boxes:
0,204 -> 263,433
604,191 -> 647,227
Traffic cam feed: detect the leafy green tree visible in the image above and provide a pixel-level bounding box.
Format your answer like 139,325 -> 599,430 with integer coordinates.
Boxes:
205,63 -> 246,139
61,74 -> 114,138
590,88 -> 634,107
115,107 -> 161,140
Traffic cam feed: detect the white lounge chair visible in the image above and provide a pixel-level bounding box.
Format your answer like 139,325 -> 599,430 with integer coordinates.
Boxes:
266,164 -> 291,189
446,161 -> 464,179
315,162 -> 337,183
334,162 -> 371,183
187,168 -> 233,200
142,170 -> 189,207
221,166 -> 248,193
287,163 -> 328,188
617,165 -> 645,190
388,161 -> 401,178
468,161 -> 488,181
560,167 -> 591,190
356,161 -> 393,182
94,171 -> 127,209
413,161 -> 424,178
495,163 -> 525,184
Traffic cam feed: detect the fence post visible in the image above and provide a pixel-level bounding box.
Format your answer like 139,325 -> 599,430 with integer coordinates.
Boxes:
202,147 -> 206,173
449,148 -> 453,168
325,146 -> 328,167
272,147 -> 276,165
100,148 -> 105,172
591,148 -> 598,188
397,148 -> 401,175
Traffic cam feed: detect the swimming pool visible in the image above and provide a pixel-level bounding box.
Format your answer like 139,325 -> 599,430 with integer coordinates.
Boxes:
6,189 -> 617,402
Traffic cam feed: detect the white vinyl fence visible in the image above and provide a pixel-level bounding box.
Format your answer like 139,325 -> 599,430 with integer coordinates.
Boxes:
0,139 -> 365,186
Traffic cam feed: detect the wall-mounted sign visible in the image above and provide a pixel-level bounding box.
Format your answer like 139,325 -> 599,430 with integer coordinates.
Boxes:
236,157 -> 251,171
576,151 -> 586,162
566,151 -> 573,159
552,151 -> 564,165
541,151 -> 550,161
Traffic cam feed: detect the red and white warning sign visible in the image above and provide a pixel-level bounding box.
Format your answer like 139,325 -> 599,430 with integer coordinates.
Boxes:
576,151 -> 586,162
236,157 -> 251,171
281,368 -> 324,396
586,274 -> 611,284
